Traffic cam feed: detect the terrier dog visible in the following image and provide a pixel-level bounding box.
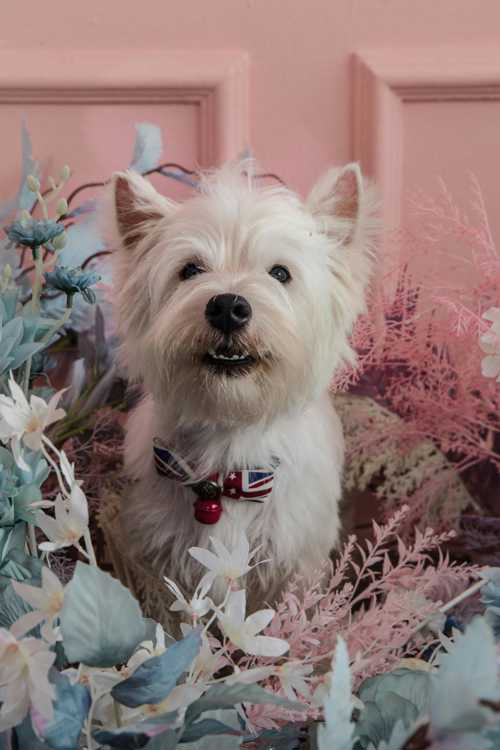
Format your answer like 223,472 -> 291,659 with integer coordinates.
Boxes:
105,160 -> 376,605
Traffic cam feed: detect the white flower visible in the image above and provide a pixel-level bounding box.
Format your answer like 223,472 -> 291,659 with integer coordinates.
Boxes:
0,628 -> 55,731
226,661 -> 312,700
143,683 -> 206,717
36,484 -> 89,554
226,665 -> 276,685
480,308 -> 500,380
189,534 -> 264,589
11,567 -> 64,643
0,374 -> 65,467
164,577 -> 212,620
276,661 -> 313,701
126,623 -> 167,675
180,623 -> 228,681
217,590 -> 289,658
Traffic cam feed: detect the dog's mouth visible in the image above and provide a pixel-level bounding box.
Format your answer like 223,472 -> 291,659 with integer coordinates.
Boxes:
202,346 -> 257,375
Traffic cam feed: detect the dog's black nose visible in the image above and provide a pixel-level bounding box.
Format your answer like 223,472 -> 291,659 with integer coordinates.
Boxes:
205,294 -> 252,334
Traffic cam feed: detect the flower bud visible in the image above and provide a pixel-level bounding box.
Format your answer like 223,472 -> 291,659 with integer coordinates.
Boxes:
60,165 -> 71,182
56,198 -> 68,218
51,232 -> 67,250
26,175 -> 40,193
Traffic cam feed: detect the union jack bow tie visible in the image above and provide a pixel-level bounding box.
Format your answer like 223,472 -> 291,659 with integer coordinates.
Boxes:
153,438 -> 278,525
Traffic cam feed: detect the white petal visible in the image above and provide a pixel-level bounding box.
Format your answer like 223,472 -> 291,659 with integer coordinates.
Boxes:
10,610 -> 45,639
41,567 -> 64,598
483,307 -> 500,324
8,374 -> 29,410
12,580 -> 45,610
245,609 -> 275,636
226,666 -> 275,685
245,635 -> 289,658
224,590 -> 246,625
188,547 -> 222,572
0,682 -> 30,731
481,355 -> 500,378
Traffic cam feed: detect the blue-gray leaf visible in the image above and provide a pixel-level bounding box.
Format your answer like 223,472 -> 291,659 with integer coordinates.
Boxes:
184,684 -> 302,726
180,717 -> 241,744
37,671 -> 91,749
94,711 -> 178,748
112,628 -> 202,707
60,562 -> 146,667
130,123 -> 163,174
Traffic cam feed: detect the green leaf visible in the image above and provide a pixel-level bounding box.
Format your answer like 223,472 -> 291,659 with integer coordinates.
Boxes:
112,628 -> 202,707
60,562 -> 146,667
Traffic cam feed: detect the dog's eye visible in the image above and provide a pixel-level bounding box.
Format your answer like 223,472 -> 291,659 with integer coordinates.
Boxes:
180,262 -> 205,281
269,265 -> 291,284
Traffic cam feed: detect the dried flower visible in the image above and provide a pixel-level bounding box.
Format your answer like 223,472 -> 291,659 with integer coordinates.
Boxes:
5,218 -> 64,251
44,266 -> 101,306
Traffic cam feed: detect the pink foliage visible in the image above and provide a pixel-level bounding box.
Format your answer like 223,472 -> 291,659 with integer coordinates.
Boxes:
243,506 -> 476,729
333,177 -> 500,531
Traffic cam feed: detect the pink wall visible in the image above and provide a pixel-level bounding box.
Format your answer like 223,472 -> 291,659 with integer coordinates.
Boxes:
2,0 -> 500,233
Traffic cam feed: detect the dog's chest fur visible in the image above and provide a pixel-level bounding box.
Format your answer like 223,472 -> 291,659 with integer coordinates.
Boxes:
121,391 -> 344,598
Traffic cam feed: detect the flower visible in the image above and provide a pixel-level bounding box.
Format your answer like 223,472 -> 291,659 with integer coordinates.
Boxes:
11,567 -> 64,643
5,218 -> 65,251
36,484 -> 89,554
275,661 -> 313,701
480,307 -> 500,380
0,374 -> 65,467
0,628 -> 55,731
125,623 -> 167,675
189,534 -> 264,590
217,589 -> 289,657
142,683 -> 206,718
180,623 -> 228,681
44,266 -> 101,305
164,576 -> 212,620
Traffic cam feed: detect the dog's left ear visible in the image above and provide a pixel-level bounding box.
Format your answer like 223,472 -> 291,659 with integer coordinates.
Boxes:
306,163 -> 366,246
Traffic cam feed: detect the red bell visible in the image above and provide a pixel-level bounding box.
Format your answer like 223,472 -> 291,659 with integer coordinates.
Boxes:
194,498 -> 222,524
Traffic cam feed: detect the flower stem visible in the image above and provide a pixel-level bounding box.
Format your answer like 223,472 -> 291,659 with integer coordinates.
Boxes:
27,523 -> 38,558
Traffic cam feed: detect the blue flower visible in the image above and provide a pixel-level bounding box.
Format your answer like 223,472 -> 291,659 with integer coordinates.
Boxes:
5,218 -> 65,250
44,265 -> 100,305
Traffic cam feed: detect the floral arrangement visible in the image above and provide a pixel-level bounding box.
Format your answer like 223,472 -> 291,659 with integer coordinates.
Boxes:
2,124 -> 500,749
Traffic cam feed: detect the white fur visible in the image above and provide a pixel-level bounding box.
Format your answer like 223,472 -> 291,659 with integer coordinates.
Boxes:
102,160 -> 377,604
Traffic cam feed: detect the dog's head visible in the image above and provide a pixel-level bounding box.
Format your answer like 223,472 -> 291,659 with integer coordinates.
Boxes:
105,161 -> 377,426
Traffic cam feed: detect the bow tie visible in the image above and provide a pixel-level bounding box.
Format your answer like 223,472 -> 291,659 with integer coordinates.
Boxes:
153,438 -> 278,525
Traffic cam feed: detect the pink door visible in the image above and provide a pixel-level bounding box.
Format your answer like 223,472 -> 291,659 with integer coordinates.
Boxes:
2,1 -> 500,244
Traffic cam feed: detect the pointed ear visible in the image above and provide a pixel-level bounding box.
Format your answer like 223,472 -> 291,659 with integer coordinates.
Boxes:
306,163 -> 364,245
106,170 -> 176,252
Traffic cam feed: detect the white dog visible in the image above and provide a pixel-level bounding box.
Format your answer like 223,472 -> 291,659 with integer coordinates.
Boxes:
104,160 -> 376,605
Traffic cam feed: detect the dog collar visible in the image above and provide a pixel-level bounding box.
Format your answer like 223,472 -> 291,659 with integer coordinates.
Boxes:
153,438 -> 278,525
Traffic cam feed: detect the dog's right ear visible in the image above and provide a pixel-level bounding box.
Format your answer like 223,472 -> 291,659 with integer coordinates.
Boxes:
106,170 -> 177,253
